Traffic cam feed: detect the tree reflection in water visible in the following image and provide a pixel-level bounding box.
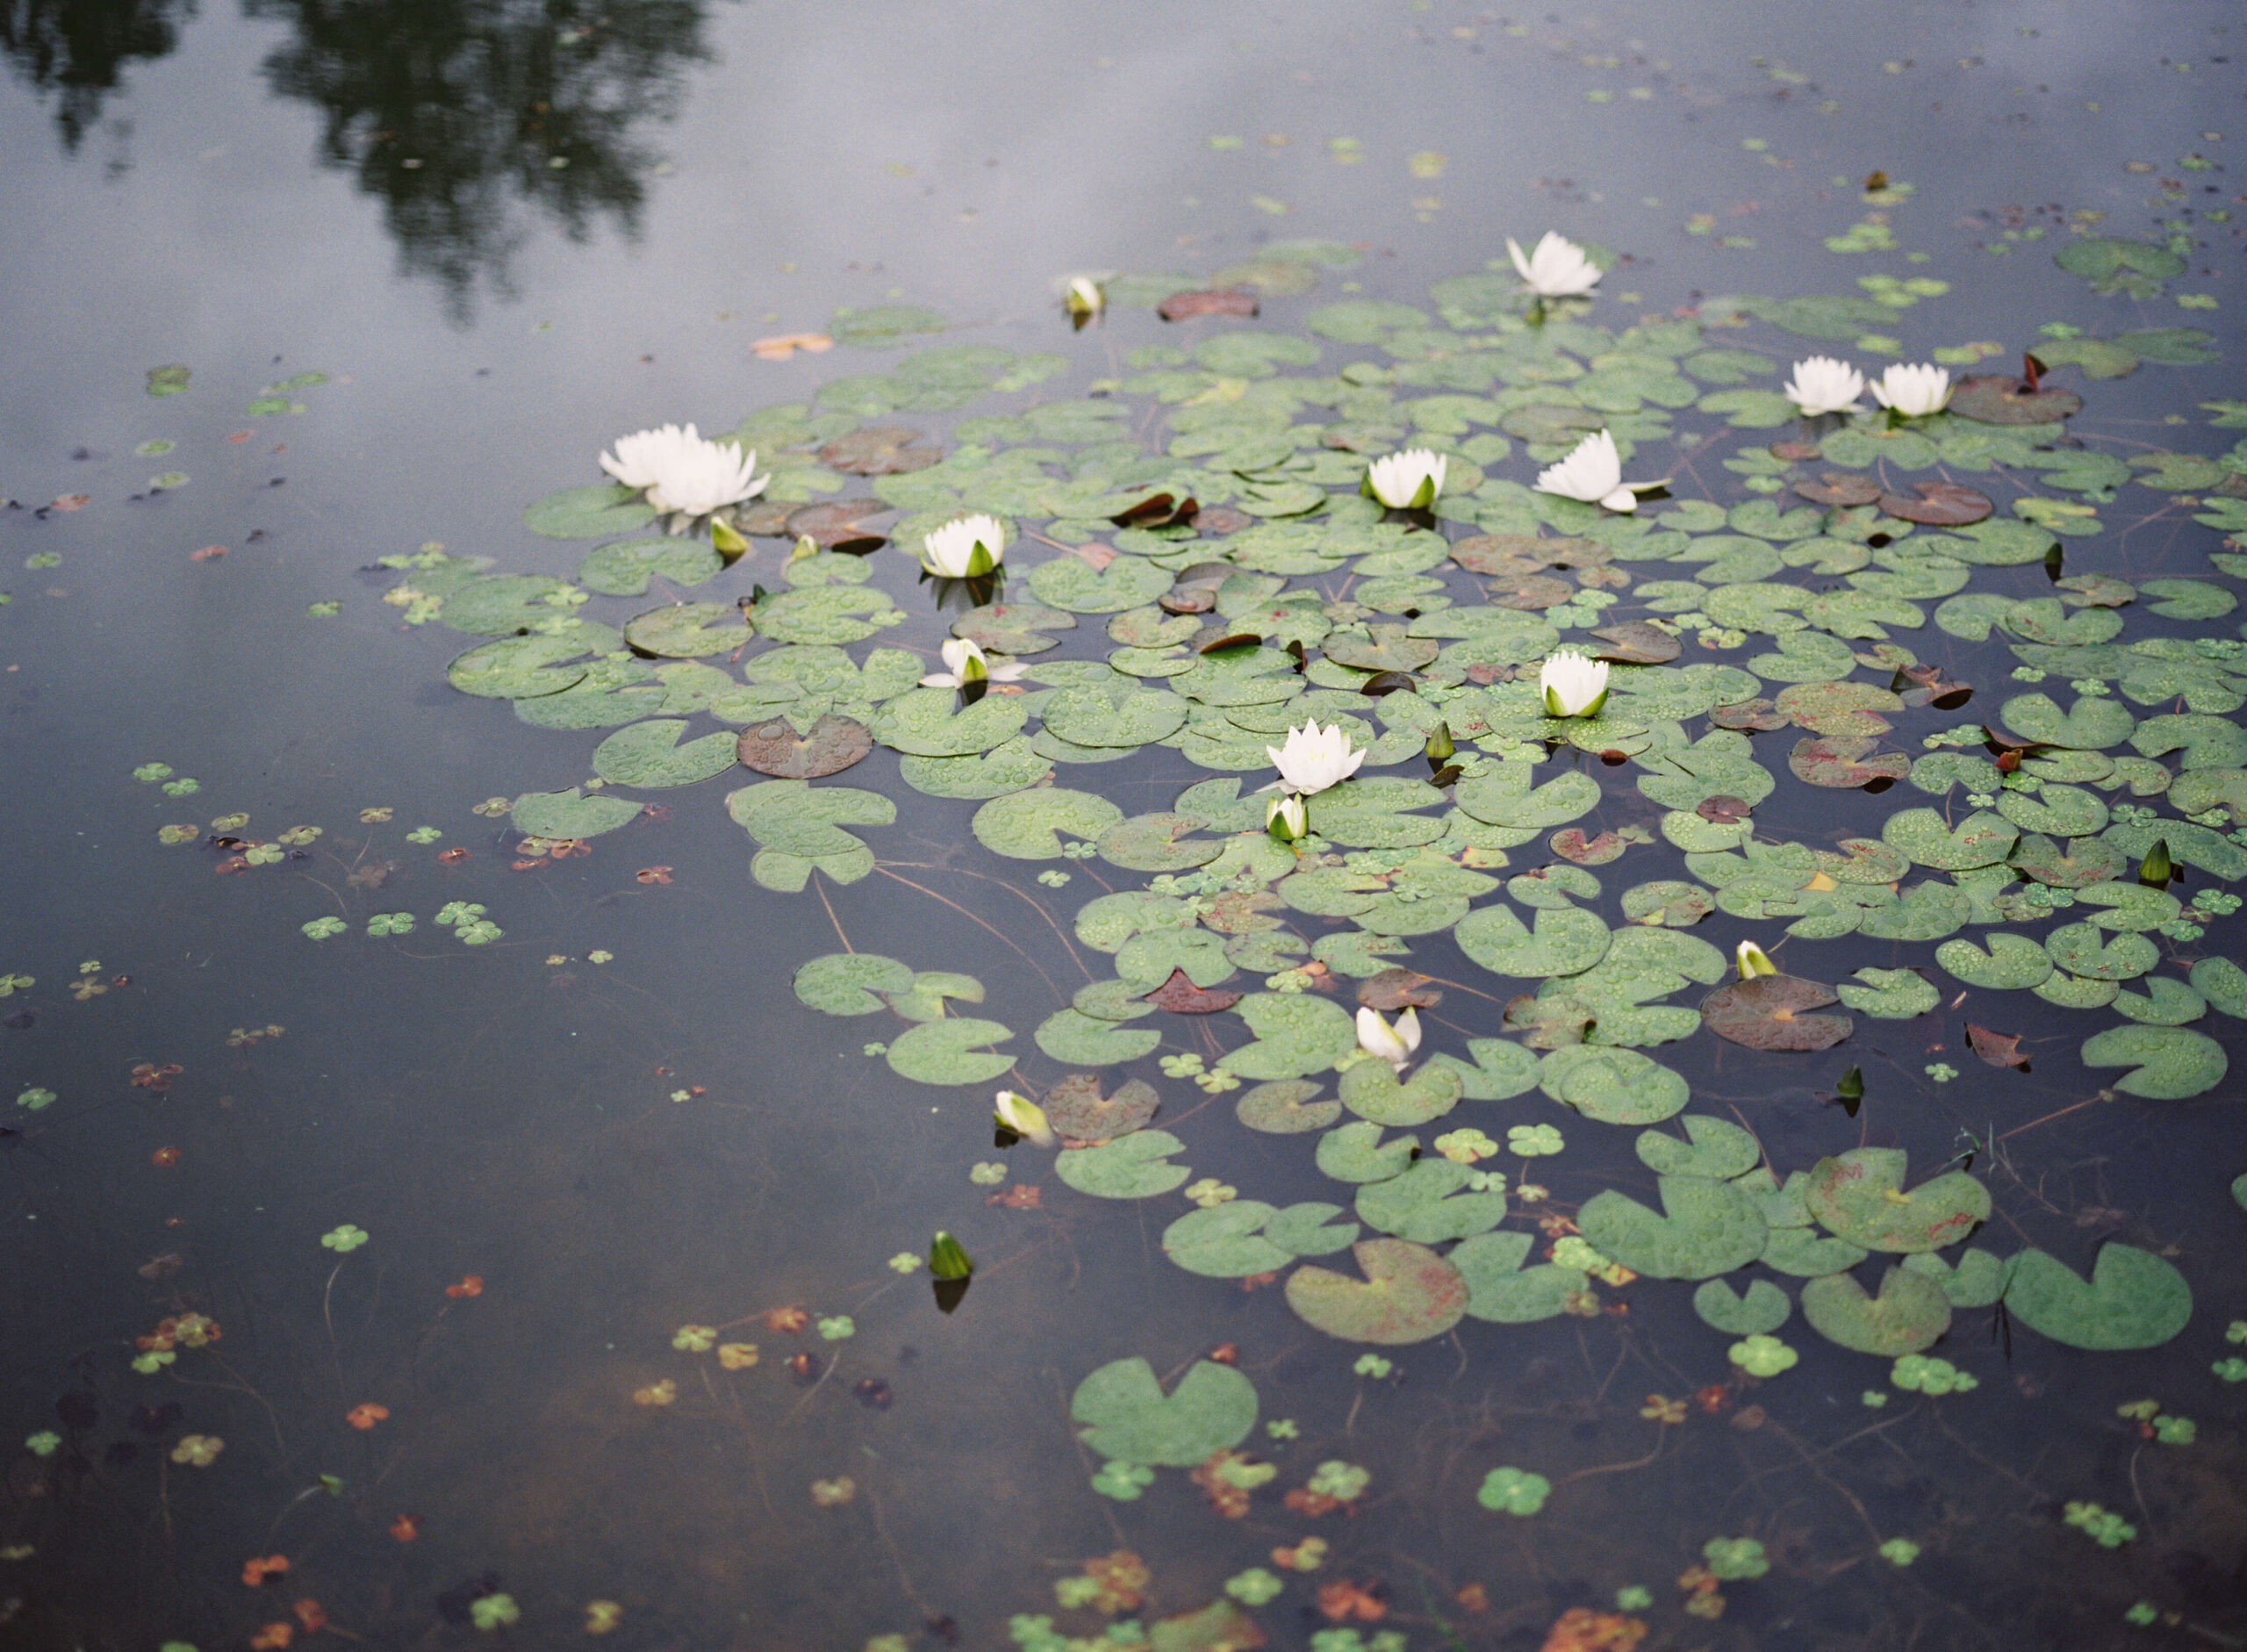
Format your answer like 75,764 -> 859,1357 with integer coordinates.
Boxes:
247,0 -> 712,314
0,0 -> 196,151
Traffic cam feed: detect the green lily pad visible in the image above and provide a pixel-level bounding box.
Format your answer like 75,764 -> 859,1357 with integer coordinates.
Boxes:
1034,1009 -> 1162,1066
793,952 -> 915,1016
897,738 -> 1053,799
1693,1277 -> 1792,1336
1455,765 -> 1602,829
726,779 -> 894,858
2000,693 -> 2134,750
884,1017 -> 1014,1086
1284,1238 -> 1471,1345
1071,1356 -> 1258,1466
1800,1267 -> 1951,1355
1056,1130 -> 1193,1198
1339,1059 -> 1465,1127
971,787 -> 1126,858
2004,1244 -> 2192,1351
1428,1037 -> 1543,1101
2074,881 -> 2182,933
751,586 -> 904,645
624,602 -> 753,657
1759,1226 -> 1871,1278
1637,1116 -> 1760,1180
1042,1074 -> 1159,1139
1099,813 -> 1225,873
1315,1120 -> 1419,1184
2190,956 -> 2247,1018
447,635 -> 593,699
1578,1174 -> 1769,1280
880,971 -> 984,1023
1833,967 -> 1939,1018
1804,1150 -> 1990,1253
1451,1231 -> 1588,1323
1218,993 -> 1357,1080
1539,1046 -> 1691,1124
577,537 -> 723,596
524,483 -> 658,538
2043,923 -> 2157,981
1456,903 -> 1611,979
1162,1203 -> 1294,1276
511,788 -> 643,840
2078,1025 -> 2228,1098
1935,933 -> 2055,990
1236,1080 -> 1343,1134
1029,556 -> 1175,614
1354,1159 -> 1507,1244
591,720 -> 740,788
1900,1246 -> 2014,1309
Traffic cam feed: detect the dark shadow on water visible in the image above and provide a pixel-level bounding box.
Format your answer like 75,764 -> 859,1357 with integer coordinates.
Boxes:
243,0 -> 714,318
0,0 -> 195,150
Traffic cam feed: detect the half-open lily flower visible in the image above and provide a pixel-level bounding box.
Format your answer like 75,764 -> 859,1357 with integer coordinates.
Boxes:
1507,231 -> 1602,298
920,637 -> 1026,689
1266,792 -> 1309,843
1534,430 -> 1636,513
994,1089 -> 1055,1147
921,514 -> 1006,578
1869,363 -> 1951,418
1267,720 -> 1365,797
1783,356 -> 1866,417
1064,277 -> 1105,326
1365,449 -> 1447,510
1355,1006 -> 1422,1073
1735,940 -> 1778,980
1540,650 -> 1611,718
601,423 -> 767,523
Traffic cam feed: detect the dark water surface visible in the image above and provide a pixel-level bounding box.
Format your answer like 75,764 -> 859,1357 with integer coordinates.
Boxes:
3,2 -> 2245,1649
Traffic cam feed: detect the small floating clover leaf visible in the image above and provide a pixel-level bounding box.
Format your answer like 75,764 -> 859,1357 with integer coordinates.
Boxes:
320,1225 -> 370,1253
1267,1418 -> 1301,1440
1891,1355 -> 1977,1395
24,1431 -> 60,1458
2153,1415 -> 2197,1446
300,917 -> 348,941
16,1088 -> 54,1111
969,1162 -> 1008,1186
2064,1501 -> 2136,1548
469,1593 -> 521,1631
406,827 -> 442,844
887,1252 -> 922,1275
162,779 -> 200,797
132,1350 -> 176,1374
1183,1178 -> 1238,1208
1728,1334 -> 1798,1377
1616,1586 -> 1654,1611
366,914 -> 415,937
1307,1461 -> 1371,1501
242,844 -> 284,867
1702,1537 -> 1770,1580
1879,1539 -> 1920,1567
434,901 -> 485,926
817,1316 -> 855,1340
1924,1063 -> 1957,1082
1507,1124 -> 1564,1158
1352,1354 -> 1393,1379
1475,1467 -> 1551,1515
457,919 -> 504,945
671,1325 -> 716,1353
1225,1569 -> 1285,1606
2126,1603 -> 2160,1627
2212,1357 -> 2247,1383
133,763 -> 174,783
1090,1461 -> 1154,1501
169,1434 -> 223,1466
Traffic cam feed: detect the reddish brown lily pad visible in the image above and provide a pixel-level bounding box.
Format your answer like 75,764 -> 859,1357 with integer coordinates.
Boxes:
1696,795 -> 1754,825
1769,439 -> 1822,462
1877,481 -> 1994,526
786,499 -> 892,549
1145,969 -> 1245,1015
818,427 -> 943,476
1701,974 -> 1854,1052
1284,1239 -> 1469,1345
1357,968 -> 1443,1011
1448,533 -> 1550,575
1948,375 -> 2083,425
1159,288 -> 1259,321
1583,621 -> 1678,665
1777,680 -> 1902,738
1965,1024 -> 2030,1071
1793,471 -> 1882,507
1112,492 -> 1197,528
1550,828 -> 1627,865
736,715 -> 873,778
1159,586 -> 1217,614
1484,572 -> 1575,611
1789,736 -> 1911,789
1711,698 -> 1791,732
736,500 -> 797,536
1044,1074 -> 1160,1140
2056,574 -> 2136,608
1193,506 -> 1253,535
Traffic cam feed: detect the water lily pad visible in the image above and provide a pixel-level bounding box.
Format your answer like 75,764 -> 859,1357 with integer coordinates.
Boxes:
1882,808 -> 2018,871
1236,1080 -> 1342,1134
1456,765 -> 1602,830
1163,1203 -> 1295,1276
1800,1267 -> 1951,1354
576,538 -> 723,596
885,1016 -> 1013,1086
1701,975 -> 1852,1052
1354,1160 -> 1507,1243
753,586 -> 904,645
1900,1246 -> 2014,1308
2190,956 -> 2247,1018
972,787 -> 1125,858
1804,1150 -> 1990,1253
2043,923 -> 2156,981
727,779 -> 894,858
2078,1025 -> 2227,1099
2003,1243 -> 2192,1351
1636,1116 -> 1760,1180
1284,1238 -> 1470,1345
1035,1009 -> 1162,1066
793,952 -> 915,1016
898,738 -> 1053,799
525,483 -> 658,538
1030,556 -> 1174,614
736,715 -> 874,778
511,787 -> 643,839
1935,933 -> 2054,991
591,720 -> 742,787
1578,1174 -> 1768,1280
1315,1120 -> 1418,1183
1057,1130 -> 1193,1198
1339,1059 -> 1465,1126
1451,1231 -> 1587,1323
1539,1046 -> 1690,1124
1456,903 -> 1611,979
2001,693 -> 2133,750
1218,993 -> 1357,1080
1100,812 -> 1225,873
1833,966 -> 1936,1018
1948,376 -> 2084,425
441,575 -> 584,635
624,601 -> 753,657
447,635 -> 592,699
1694,1277 -> 1792,1336
1428,1037 -> 1543,1101
1071,1356 -> 1257,1467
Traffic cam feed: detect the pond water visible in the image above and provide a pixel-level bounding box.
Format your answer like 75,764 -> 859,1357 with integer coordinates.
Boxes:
4,1 -> 2246,1648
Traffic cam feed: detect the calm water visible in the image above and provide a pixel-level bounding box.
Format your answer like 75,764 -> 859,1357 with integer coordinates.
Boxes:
3,2 -> 2244,1648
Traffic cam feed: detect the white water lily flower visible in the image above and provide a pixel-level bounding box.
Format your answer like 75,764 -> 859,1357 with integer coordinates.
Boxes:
1534,430 -> 1636,513
1266,720 -> 1365,797
994,1090 -> 1055,1148
919,637 -> 1026,689
1355,1006 -> 1422,1073
1869,363 -> 1952,418
1506,231 -> 1603,298
1783,356 -> 1866,417
922,514 -> 1007,578
1735,940 -> 1778,980
1265,792 -> 1309,842
1540,650 -> 1611,718
1365,448 -> 1447,510
1064,276 -> 1104,322
600,423 -> 767,521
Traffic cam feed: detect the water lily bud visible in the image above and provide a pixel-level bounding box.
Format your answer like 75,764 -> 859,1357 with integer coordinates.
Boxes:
711,515 -> 750,556
1736,940 -> 1778,980
993,1089 -> 1054,1147
1065,277 -> 1104,324
928,1232 -> 974,1281
1266,792 -> 1309,843
1354,1005 -> 1421,1072
2139,839 -> 2173,887
1425,722 -> 1455,762
789,534 -> 818,562
1835,1065 -> 1864,1102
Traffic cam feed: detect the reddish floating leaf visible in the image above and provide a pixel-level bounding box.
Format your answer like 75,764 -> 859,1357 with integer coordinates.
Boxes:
1710,698 -> 1791,732
1696,794 -> 1754,823
1948,375 -> 2082,425
1044,1074 -> 1160,1140
1788,736 -> 1911,789
1877,481 -> 1993,526
736,715 -> 872,779
1286,1239 -> 1469,1344
1159,288 -> 1259,320
1484,572 -> 1574,611
1159,586 -> 1216,614
1112,492 -> 1197,528
784,499 -> 891,549
1769,439 -> 1822,462
1589,622 -> 1680,664
1194,505 -> 1253,535
1701,974 -> 1854,1052
1792,471 -> 1881,507
1550,828 -> 1627,865
818,427 -> 943,476
1966,1024 -> 2031,1071
1145,969 -> 1244,1015
1357,968 -> 1443,1011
